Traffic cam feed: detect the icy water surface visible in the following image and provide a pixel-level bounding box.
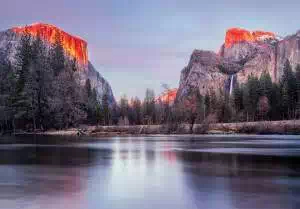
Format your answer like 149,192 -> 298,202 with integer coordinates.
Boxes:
0,135 -> 300,209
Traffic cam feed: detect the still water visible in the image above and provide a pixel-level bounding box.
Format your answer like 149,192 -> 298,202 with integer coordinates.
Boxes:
0,135 -> 300,209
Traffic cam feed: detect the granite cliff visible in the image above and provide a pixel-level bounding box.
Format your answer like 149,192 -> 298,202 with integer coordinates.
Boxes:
0,23 -> 115,104
176,28 -> 300,102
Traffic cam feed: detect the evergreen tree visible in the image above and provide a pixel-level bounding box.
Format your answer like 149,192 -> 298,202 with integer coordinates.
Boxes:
85,78 -> 98,124
30,33 -> 52,129
95,102 -> 103,125
243,75 -> 260,121
281,60 -> 297,119
259,71 -> 273,100
132,97 -> 142,125
143,88 -> 156,124
0,58 -> 15,131
270,83 -> 282,120
102,93 -> 110,125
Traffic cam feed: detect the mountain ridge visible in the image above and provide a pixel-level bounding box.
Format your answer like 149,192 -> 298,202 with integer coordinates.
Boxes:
176,27 -> 300,102
0,22 -> 115,105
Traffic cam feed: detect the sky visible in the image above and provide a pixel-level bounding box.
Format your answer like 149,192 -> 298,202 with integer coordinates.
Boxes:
1,0 -> 300,100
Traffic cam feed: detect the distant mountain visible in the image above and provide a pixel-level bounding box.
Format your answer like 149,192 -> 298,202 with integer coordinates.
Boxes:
156,88 -> 178,105
176,27 -> 300,102
0,22 -> 115,105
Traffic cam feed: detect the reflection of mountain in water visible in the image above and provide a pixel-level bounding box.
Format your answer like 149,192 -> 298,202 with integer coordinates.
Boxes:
179,150 -> 300,176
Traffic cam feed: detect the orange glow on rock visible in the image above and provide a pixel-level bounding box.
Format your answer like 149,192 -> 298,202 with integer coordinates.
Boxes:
225,28 -> 276,48
12,23 -> 88,64
156,88 -> 178,104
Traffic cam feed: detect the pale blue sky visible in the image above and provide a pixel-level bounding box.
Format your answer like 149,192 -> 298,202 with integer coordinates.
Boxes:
1,0 -> 299,100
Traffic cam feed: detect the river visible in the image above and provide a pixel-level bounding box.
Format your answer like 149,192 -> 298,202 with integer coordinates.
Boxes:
0,135 -> 300,209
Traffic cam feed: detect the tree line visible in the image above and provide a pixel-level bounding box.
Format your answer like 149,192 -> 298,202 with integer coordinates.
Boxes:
1,30 -> 300,133
114,60 -> 300,130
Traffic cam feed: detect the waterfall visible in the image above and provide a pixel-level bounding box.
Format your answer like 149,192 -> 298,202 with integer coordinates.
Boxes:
229,75 -> 234,95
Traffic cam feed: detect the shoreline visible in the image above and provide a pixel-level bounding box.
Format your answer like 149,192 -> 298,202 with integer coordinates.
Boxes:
6,120 -> 300,137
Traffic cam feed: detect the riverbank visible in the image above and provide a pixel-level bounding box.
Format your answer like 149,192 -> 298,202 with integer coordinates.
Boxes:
9,120 -> 300,136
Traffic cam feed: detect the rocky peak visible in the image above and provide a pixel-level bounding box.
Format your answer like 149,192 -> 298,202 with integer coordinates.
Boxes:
225,28 -> 276,48
12,23 -> 88,65
156,88 -> 178,104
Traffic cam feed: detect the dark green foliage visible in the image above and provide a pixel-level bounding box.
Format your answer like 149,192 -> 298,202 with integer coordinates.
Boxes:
269,83 -> 282,120
281,60 -> 297,119
143,88 -> 156,124
85,78 -> 99,124
102,93 -> 111,125
259,71 -> 272,99
242,75 -> 260,121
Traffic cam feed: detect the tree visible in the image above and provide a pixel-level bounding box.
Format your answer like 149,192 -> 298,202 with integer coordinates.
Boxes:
119,94 -> 129,119
95,102 -> 103,125
281,60 -> 297,119
243,75 -> 260,121
257,96 -> 270,120
85,79 -> 98,124
259,71 -> 272,100
102,93 -> 110,125
143,89 -> 156,124
130,97 -> 142,125
30,33 -> 52,129
269,83 -> 281,120
0,57 -> 15,132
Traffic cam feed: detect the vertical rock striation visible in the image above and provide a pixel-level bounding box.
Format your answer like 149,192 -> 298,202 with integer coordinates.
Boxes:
176,27 -> 300,102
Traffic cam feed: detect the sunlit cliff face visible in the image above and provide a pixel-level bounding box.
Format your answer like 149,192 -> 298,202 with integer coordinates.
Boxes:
156,88 -> 178,104
12,23 -> 88,65
225,28 -> 276,48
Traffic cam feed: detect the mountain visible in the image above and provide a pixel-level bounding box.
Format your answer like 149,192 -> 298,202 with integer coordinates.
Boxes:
0,23 -> 115,104
156,88 -> 178,104
176,27 -> 300,102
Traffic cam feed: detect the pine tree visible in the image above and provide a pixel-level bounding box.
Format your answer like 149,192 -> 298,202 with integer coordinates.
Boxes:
259,71 -> 272,100
0,57 -> 16,131
143,88 -> 156,124
30,33 -> 51,129
243,75 -> 260,121
102,93 -> 110,125
131,97 -> 142,125
270,83 -> 281,120
95,102 -> 103,125
281,60 -> 297,119
85,78 -> 98,124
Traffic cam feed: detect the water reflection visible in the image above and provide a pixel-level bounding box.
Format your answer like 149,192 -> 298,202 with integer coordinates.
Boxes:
0,136 -> 300,209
